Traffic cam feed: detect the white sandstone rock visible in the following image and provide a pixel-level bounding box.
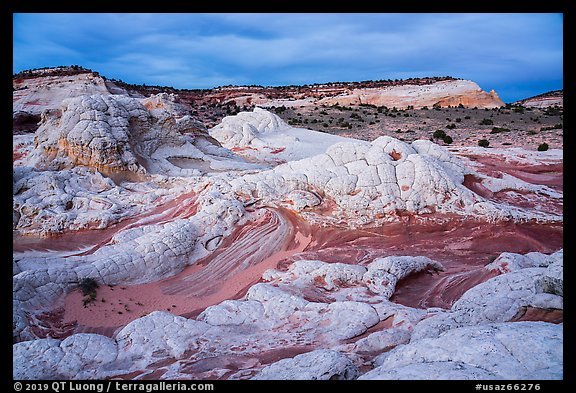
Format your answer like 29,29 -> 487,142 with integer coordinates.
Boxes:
252,349 -> 359,380
363,256 -> 444,298
210,107 -> 356,162
412,250 -> 563,341
226,134 -> 554,224
13,334 -> 119,380
361,322 -> 562,380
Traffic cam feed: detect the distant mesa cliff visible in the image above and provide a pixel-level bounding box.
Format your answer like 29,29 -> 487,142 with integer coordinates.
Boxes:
315,80 -> 504,109
513,90 -> 563,109
13,66 -> 505,134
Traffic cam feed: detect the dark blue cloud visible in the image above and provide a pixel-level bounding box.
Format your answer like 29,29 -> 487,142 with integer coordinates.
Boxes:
13,13 -> 563,102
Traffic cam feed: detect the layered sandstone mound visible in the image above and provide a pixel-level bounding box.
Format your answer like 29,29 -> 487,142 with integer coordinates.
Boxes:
13,94 -> 260,237
225,128 -> 560,225
210,107 -> 352,162
28,94 -> 238,179
12,70 -> 136,135
513,90 -> 563,108
317,79 -> 504,109
13,72 -> 118,116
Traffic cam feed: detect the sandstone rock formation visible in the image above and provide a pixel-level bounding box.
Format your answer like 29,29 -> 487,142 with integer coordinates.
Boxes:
513,90 -> 563,108
29,94 -> 239,179
317,79 -> 504,109
410,249 -> 563,341
210,107 -> 351,162
361,322 -> 562,380
252,350 -> 359,380
13,71 -> 118,116
226,126 -> 561,225
13,95 -> 262,237
13,77 -> 562,381
13,248 -> 562,380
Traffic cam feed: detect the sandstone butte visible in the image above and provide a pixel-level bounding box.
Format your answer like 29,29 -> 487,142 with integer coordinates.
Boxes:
13,67 -> 562,381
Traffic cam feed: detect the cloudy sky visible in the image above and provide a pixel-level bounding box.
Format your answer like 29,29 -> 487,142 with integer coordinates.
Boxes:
13,13 -> 563,103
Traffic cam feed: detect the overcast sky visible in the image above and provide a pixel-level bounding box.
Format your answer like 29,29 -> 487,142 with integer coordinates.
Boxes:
13,13 -> 563,103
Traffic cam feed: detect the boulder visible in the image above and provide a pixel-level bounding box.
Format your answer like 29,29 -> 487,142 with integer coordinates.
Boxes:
361,322 -> 562,380
252,349 -> 359,380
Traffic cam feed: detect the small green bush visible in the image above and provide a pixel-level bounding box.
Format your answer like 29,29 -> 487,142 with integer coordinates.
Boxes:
490,127 -> 510,134
479,118 -> 494,126
77,278 -> 99,307
442,135 -> 453,144
433,129 -> 447,139
537,143 -> 549,151
478,139 -> 490,148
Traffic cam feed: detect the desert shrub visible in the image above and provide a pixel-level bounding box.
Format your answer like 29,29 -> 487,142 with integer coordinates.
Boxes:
442,135 -> 453,144
490,127 -> 510,134
446,123 -> 457,130
540,123 -> 563,131
537,143 -> 549,151
77,277 -> 99,307
479,118 -> 494,126
513,106 -> 525,113
433,129 -> 447,139
478,139 -> 490,148
78,277 -> 99,296
544,106 -> 562,116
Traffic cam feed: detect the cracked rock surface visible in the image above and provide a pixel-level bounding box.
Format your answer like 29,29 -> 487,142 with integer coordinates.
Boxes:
13,100 -> 562,380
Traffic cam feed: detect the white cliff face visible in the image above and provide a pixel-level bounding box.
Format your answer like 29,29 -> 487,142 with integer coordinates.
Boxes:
317,79 -> 504,109
13,73 -> 117,116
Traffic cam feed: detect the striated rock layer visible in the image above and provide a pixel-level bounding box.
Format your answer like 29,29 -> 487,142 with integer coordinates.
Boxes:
316,79 -> 504,109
